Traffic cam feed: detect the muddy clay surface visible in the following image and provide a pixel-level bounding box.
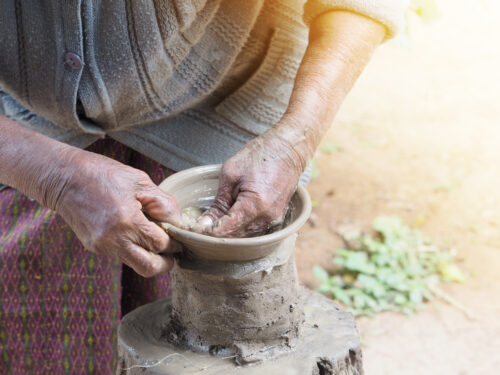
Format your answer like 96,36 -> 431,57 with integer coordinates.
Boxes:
148,166 -> 317,368
295,1 -> 500,373
159,166 -> 311,262
180,205 -> 295,237
117,288 -> 362,375
165,254 -> 302,364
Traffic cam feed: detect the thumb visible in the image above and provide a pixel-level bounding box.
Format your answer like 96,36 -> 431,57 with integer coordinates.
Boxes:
136,187 -> 183,227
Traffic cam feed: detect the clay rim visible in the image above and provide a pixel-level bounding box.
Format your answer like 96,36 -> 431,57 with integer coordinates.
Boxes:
159,165 -> 312,248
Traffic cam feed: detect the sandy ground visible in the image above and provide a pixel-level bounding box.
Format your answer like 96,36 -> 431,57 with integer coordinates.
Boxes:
295,0 -> 500,374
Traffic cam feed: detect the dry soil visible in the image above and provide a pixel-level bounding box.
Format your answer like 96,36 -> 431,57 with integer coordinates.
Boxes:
296,1 -> 500,374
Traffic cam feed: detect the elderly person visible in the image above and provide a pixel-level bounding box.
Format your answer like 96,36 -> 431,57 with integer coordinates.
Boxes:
0,0 -> 408,373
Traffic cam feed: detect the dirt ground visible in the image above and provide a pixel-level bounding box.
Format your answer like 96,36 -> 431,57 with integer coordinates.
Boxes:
295,1 -> 500,374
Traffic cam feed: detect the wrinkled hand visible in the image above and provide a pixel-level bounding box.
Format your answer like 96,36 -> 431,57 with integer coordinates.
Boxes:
51,149 -> 183,277
195,131 -> 306,237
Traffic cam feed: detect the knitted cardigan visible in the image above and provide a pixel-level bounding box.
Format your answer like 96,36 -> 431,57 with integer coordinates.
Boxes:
0,0 -> 408,172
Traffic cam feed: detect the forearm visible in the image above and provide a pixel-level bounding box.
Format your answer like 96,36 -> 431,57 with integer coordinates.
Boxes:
271,10 -> 386,166
0,114 -> 183,276
0,114 -> 76,209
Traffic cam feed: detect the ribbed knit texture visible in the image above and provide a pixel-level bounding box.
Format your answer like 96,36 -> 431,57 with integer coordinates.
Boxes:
0,0 -> 409,173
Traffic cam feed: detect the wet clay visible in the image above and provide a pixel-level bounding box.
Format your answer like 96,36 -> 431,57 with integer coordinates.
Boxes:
181,206 -> 205,230
164,252 -> 302,364
158,165 -> 311,262
117,288 -> 363,375
117,165 -> 362,374
180,205 -> 294,237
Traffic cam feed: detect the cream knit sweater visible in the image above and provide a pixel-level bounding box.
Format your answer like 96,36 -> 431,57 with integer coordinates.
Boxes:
304,0 -> 410,37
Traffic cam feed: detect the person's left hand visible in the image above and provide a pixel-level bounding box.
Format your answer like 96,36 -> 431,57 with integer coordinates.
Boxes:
194,130 -> 306,237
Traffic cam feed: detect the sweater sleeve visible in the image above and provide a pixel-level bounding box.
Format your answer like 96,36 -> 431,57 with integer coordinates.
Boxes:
303,0 -> 410,39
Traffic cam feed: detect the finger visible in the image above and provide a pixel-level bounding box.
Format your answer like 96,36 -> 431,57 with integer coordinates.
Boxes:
209,193 -> 265,238
133,211 -> 182,254
137,188 -> 183,227
202,173 -> 237,223
192,174 -> 237,235
119,241 -> 174,278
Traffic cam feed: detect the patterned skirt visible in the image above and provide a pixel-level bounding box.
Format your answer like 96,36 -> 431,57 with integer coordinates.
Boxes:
0,138 -> 174,374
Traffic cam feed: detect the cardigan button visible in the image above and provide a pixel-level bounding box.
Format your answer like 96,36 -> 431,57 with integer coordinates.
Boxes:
65,52 -> 83,70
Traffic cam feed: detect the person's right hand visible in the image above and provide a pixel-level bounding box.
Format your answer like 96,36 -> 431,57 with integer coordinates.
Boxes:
48,148 -> 183,278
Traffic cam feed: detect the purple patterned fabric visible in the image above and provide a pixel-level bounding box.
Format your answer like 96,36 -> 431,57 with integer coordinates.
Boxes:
0,138 -> 174,374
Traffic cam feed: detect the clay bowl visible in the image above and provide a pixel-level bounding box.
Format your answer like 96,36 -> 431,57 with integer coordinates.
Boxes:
158,164 -> 311,262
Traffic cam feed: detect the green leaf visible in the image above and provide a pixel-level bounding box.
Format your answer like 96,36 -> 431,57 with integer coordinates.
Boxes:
312,215 -> 465,317
312,266 -> 330,283
432,184 -> 456,193
319,141 -> 339,155
410,0 -> 440,23
353,294 -> 367,309
439,263 -> 466,283
343,252 -> 376,274
372,253 -> 391,266
317,284 -> 331,294
311,199 -> 321,208
331,287 -> 352,306
409,288 -> 423,304
394,294 -> 407,306
311,160 -> 320,179
357,274 -> 378,289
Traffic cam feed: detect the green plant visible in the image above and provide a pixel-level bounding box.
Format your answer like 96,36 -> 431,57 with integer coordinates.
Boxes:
310,159 -> 320,179
319,141 -> 339,155
313,216 -> 465,316
409,0 -> 440,23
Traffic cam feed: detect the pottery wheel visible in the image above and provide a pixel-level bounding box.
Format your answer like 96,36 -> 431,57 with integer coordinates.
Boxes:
117,288 -> 363,375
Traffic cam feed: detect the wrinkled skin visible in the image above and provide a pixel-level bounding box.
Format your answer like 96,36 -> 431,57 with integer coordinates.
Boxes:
52,149 -> 183,277
0,119 -> 183,278
195,131 -> 305,237
0,10 -> 386,273
196,11 -> 386,238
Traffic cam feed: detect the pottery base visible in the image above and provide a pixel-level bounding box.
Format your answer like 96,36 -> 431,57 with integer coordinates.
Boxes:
117,288 -> 363,375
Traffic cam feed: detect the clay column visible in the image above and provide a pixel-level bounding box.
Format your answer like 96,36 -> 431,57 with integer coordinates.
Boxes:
117,165 -> 363,375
